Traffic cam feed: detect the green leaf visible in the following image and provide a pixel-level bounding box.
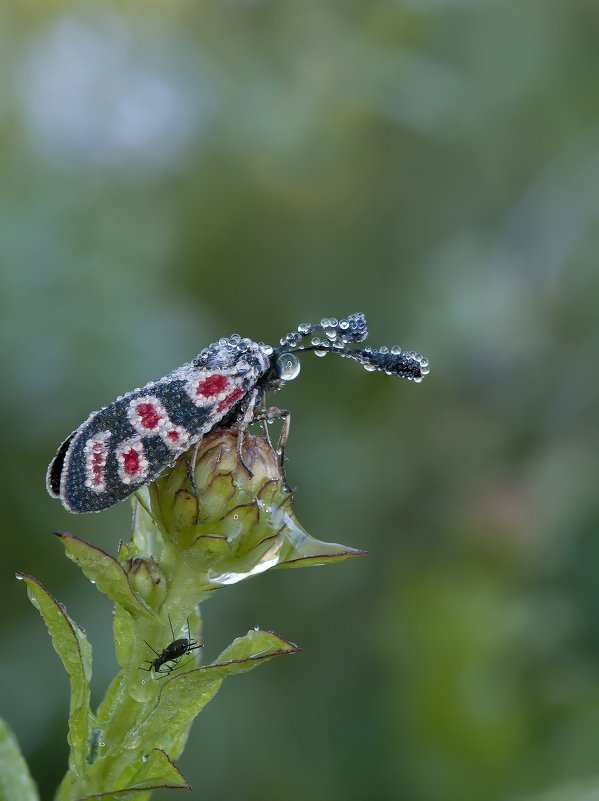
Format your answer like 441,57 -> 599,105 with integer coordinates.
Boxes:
0,717 -> 39,801
118,492 -> 164,562
74,749 -> 190,801
120,629 -> 299,760
113,605 -> 137,669
214,627 -> 301,670
17,573 -> 92,777
95,672 -> 125,723
55,532 -> 152,620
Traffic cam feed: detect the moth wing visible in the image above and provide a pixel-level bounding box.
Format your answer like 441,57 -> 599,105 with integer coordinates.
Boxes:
47,431 -> 76,498
50,364 -> 259,513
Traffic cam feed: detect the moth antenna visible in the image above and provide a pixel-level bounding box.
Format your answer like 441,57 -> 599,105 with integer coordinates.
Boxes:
278,313 -> 368,350
347,347 -> 430,382
292,342 -> 430,382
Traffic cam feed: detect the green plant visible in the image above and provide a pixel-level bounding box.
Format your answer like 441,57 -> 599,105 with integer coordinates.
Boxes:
4,429 -> 365,800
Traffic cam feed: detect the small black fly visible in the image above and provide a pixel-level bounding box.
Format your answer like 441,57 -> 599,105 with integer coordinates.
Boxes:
141,616 -> 203,676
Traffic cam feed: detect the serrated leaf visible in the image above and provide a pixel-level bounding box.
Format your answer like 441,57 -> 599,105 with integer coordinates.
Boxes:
17,573 -> 91,776
124,629 -> 299,759
214,628 -> 301,670
0,717 -> 40,801
55,533 -> 151,620
74,749 -> 189,801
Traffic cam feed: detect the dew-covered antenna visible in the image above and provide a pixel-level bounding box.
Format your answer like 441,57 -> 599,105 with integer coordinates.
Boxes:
278,313 -> 368,350
274,313 -> 429,383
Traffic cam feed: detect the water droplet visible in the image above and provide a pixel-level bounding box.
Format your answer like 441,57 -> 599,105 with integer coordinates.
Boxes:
276,353 -> 301,381
253,625 -> 260,631
233,514 -> 239,520
297,323 -> 310,334
311,337 -> 321,346
142,754 -> 148,763
363,363 -> 376,371
15,574 -> 23,581
329,318 -> 338,327
339,320 -> 349,329
325,330 -> 337,340
315,349 -> 328,357
391,346 -> 401,355
379,346 -> 389,354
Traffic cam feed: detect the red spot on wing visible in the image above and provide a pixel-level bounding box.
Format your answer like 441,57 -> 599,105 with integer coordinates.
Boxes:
123,448 -> 141,476
84,433 -> 110,493
91,454 -> 104,485
137,403 -> 161,429
167,430 -> 179,442
197,374 -> 229,397
217,387 -> 245,412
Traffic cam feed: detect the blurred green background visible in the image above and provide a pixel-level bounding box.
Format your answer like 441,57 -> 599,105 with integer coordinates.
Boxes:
2,1 -> 599,799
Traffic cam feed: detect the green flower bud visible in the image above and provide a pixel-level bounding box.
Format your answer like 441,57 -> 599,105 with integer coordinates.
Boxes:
147,429 -> 366,589
124,556 -> 167,609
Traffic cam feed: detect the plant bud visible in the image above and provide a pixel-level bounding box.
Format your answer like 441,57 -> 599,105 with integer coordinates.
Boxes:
148,429 -> 365,588
124,556 -> 167,608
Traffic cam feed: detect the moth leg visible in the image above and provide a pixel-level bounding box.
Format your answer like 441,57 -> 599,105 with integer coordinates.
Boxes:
236,388 -> 261,477
187,436 -> 204,496
252,406 -> 293,493
236,427 -> 252,477
259,395 -> 275,451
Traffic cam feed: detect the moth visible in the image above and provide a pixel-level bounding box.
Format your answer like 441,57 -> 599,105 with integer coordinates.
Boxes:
47,313 -> 429,513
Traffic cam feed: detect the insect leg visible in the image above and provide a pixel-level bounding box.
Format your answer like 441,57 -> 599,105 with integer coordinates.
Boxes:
155,662 -> 177,677
139,640 -> 162,672
169,655 -> 196,673
236,388 -> 261,477
187,436 -> 204,495
252,406 -> 293,493
259,395 -> 275,452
